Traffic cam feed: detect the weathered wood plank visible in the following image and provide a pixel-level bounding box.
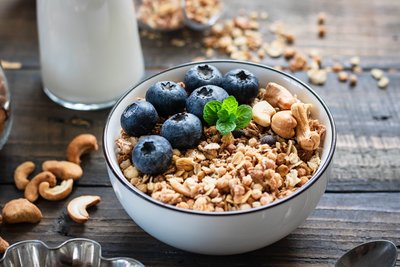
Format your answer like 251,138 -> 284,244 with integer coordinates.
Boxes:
1,69 -> 399,191
1,186 -> 399,266
1,0 -> 400,69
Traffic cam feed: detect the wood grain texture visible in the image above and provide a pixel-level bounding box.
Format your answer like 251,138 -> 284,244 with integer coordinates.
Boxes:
0,0 -> 399,68
1,0 -> 400,266
0,185 -> 399,266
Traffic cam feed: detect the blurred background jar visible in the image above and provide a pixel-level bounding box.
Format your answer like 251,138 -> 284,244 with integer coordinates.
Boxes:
37,0 -> 144,110
134,0 -> 223,31
0,64 -> 12,150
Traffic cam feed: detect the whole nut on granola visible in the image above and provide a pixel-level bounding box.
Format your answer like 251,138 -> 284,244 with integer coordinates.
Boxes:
2,198 -> 42,224
252,101 -> 276,127
271,111 -> 297,139
291,103 -> 320,151
264,82 -> 296,110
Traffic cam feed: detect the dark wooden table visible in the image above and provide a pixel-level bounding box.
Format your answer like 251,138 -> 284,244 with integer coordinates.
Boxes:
1,0 -> 399,266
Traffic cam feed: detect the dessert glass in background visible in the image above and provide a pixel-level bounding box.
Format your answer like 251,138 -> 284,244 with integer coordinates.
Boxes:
135,0 -> 222,31
0,64 -> 12,150
37,0 -> 144,110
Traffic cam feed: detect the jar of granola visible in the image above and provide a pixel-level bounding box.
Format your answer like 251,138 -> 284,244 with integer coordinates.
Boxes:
0,64 -> 12,150
135,0 -> 223,31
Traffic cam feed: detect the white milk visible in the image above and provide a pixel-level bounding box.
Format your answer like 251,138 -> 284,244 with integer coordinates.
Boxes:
37,0 -> 144,110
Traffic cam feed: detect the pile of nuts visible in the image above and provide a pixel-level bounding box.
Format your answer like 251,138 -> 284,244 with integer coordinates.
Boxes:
138,8 -> 391,90
0,74 -> 10,140
116,82 -> 326,212
201,12 -> 391,89
0,134 -> 99,252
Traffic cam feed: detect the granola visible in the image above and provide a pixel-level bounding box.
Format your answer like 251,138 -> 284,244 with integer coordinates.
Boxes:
116,80 -> 326,212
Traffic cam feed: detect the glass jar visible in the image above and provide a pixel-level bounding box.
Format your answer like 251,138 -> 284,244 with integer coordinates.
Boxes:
37,0 -> 145,110
0,64 -> 12,150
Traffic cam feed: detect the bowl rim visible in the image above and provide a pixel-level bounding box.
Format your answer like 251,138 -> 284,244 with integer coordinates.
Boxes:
103,59 -> 337,217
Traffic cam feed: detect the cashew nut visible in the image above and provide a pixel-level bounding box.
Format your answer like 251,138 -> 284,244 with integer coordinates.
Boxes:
42,160 -> 83,180
67,195 -> 101,223
66,134 -> 99,165
291,103 -> 320,151
24,171 -> 57,202
39,179 -> 74,201
264,82 -> 296,110
271,111 -> 297,138
14,161 -> 35,190
252,101 -> 276,127
0,236 -> 9,253
1,198 -> 42,224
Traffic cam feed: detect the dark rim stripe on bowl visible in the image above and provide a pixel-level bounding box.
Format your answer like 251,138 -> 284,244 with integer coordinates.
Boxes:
103,60 -> 337,217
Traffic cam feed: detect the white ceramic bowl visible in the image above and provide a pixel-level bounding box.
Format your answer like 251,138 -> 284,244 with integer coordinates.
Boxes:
103,60 -> 336,255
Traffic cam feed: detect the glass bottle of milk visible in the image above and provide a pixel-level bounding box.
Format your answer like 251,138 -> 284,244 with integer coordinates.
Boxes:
37,0 -> 144,110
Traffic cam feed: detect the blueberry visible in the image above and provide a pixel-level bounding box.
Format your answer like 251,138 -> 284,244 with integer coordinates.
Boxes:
161,112 -> 202,149
146,81 -> 187,116
120,101 -> 158,137
132,135 -> 173,175
184,64 -> 223,93
222,69 -> 259,104
186,85 -> 229,119
260,134 -> 277,146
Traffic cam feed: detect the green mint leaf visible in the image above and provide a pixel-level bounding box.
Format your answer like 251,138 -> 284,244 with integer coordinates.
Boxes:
221,96 -> 238,115
216,119 -> 236,136
217,108 -> 230,122
203,100 -> 222,125
235,104 -> 253,129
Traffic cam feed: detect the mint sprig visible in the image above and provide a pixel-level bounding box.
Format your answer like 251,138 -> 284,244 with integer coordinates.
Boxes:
203,96 -> 252,136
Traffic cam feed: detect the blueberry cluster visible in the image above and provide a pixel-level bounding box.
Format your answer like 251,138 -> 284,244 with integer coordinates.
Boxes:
120,64 -> 259,175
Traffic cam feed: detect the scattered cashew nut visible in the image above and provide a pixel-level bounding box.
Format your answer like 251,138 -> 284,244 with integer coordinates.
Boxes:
14,161 -> 35,190
42,160 -> 83,180
1,198 -> 43,224
252,100 -> 276,127
271,111 -> 297,139
66,134 -> 99,165
67,195 -> 101,223
24,171 -> 57,202
39,179 -> 74,201
264,82 -> 297,110
0,236 -> 9,253
291,103 -> 320,151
